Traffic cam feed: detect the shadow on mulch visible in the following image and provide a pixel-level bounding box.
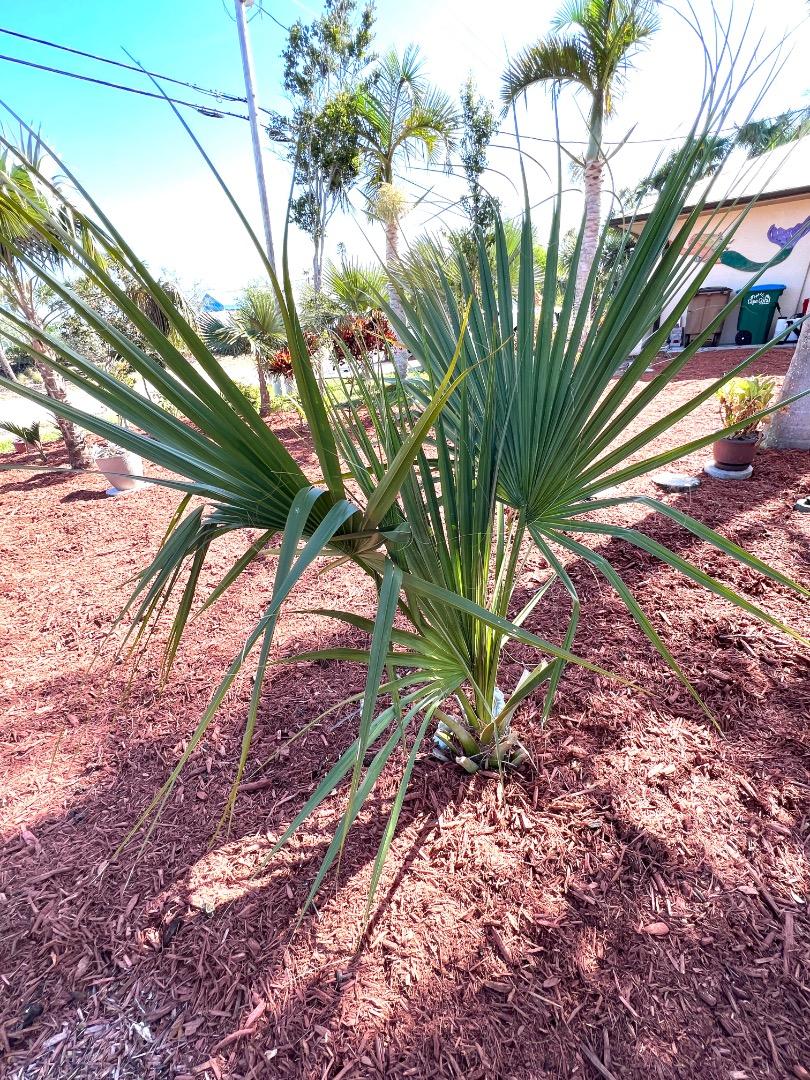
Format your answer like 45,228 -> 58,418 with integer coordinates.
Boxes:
60,489 -> 109,503
1,612 -> 808,1079
0,469 -> 78,494
2,353 -> 809,1079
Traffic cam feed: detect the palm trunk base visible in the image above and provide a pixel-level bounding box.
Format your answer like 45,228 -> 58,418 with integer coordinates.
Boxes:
257,363 -> 271,418
34,360 -> 91,469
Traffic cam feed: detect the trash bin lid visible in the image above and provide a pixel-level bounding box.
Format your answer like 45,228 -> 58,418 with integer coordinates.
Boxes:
748,283 -> 786,292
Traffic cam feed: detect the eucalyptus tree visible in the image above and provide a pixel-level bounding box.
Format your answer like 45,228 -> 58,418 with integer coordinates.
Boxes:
502,0 -> 659,309
268,0 -> 375,292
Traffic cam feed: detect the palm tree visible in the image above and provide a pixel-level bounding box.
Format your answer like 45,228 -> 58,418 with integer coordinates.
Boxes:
502,0 -> 659,309
357,45 -> 458,369
0,134 -> 92,467
200,287 -> 286,417
323,258 -> 388,313
126,278 -> 198,343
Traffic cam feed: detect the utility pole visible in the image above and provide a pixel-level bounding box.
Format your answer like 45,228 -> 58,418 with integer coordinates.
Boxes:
233,0 -> 276,270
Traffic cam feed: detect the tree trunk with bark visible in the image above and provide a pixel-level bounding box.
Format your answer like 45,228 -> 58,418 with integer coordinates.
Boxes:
256,357 -> 271,418
0,341 -> 16,382
14,289 -> 91,468
763,319 -> 810,449
575,157 -> 604,312
385,217 -> 409,379
32,349 -> 91,468
312,241 -> 323,294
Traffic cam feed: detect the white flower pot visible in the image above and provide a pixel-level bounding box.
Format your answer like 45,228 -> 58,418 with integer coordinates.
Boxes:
96,452 -> 144,494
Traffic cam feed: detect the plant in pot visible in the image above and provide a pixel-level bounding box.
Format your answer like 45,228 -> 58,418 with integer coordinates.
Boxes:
92,440 -> 145,494
2,420 -> 47,462
713,375 -> 777,469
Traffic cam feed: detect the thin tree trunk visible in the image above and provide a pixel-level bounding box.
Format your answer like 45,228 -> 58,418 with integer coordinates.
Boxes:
256,357 -> 271,418
32,348 -> 91,468
575,157 -> 604,312
0,340 -> 15,381
312,243 -> 322,294
385,217 -> 409,379
15,289 -> 90,468
763,319 -> 810,449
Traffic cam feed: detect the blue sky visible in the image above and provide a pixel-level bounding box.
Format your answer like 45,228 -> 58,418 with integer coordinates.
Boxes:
1,0 -> 808,298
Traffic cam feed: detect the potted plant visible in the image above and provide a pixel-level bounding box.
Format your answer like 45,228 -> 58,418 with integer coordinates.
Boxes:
713,374 -> 777,468
93,441 -> 144,493
2,420 -> 47,462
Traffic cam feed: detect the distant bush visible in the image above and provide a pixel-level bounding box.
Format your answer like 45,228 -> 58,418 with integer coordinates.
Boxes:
333,310 -> 398,362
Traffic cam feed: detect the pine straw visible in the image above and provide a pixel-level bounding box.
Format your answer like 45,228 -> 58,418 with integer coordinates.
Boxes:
0,347 -> 808,1080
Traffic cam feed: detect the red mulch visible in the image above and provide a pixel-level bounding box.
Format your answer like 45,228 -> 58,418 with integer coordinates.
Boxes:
1,346 -> 809,1080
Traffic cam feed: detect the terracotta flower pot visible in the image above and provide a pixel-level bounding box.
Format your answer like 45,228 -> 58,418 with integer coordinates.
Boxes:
712,434 -> 758,469
96,452 -> 144,491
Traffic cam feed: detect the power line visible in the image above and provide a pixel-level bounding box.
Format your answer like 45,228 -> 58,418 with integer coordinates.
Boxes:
0,25 -> 256,109
495,127 -> 712,147
250,2 -> 292,33
0,53 -> 251,120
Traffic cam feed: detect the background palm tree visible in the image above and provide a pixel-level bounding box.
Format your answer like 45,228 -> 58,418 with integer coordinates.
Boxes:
357,45 -> 458,367
502,0 -> 659,309
201,286 -> 287,417
323,258 -> 388,313
126,278 -> 198,343
0,133 -> 94,467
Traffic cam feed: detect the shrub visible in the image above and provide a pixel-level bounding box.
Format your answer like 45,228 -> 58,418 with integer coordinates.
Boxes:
333,310 -> 398,362
1,419 -> 47,461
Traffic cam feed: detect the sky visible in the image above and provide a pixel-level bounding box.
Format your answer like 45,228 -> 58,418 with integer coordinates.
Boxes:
0,0 -> 808,301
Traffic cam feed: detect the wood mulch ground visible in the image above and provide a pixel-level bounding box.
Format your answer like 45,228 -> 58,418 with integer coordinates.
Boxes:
0,346 -> 808,1080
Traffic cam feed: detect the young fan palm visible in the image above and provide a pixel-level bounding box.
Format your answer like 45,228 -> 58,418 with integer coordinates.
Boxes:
201,287 -> 287,416
0,52 -> 806,919
502,0 -> 659,308
323,258 -> 388,313
357,45 -> 458,352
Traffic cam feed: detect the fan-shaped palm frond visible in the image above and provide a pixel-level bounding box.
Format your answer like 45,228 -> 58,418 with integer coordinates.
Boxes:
200,287 -> 287,415
324,259 -> 387,312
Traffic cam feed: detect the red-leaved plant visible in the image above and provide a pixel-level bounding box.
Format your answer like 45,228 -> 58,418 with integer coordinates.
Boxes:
333,311 -> 398,362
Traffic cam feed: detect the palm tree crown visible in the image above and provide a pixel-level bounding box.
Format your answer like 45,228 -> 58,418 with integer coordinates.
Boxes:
502,0 -> 658,309
358,45 -> 458,188
502,0 -> 659,153
355,45 -> 458,371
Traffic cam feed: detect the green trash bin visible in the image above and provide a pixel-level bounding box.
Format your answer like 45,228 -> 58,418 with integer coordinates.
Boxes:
735,283 -> 785,345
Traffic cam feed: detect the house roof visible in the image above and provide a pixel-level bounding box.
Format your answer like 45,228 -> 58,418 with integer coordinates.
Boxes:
610,184 -> 810,230
609,139 -> 810,230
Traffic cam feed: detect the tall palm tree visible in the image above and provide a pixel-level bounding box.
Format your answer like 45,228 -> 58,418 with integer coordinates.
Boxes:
357,45 -> 458,369
200,287 -> 286,417
502,0 -> 659,308
0,134 -> 93,467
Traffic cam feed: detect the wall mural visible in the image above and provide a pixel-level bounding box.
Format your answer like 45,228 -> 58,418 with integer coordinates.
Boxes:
720,213 -> 810,272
